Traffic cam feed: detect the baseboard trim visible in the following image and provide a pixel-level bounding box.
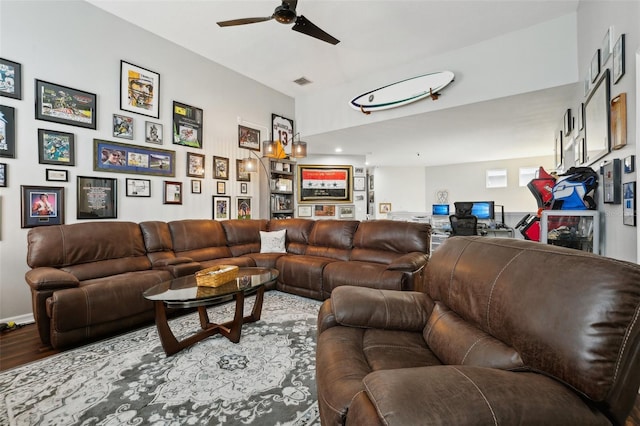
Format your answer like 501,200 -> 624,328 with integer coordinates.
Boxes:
1,313 -> 35,325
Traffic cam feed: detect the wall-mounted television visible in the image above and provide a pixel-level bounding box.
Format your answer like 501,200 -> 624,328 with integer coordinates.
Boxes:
432,204 -> 450,216
470,201 -> 495,220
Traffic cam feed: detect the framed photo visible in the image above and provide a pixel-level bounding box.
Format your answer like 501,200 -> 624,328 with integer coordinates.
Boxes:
590,49 -> 600,83
0,57 -> 22,99
272,113 -> 294,156
0,104 -> 16,158
623,181 -> 636,226
298,205 -> 312,217
554,131 -> 563,169
369,175 -> 374,191
77,176 -> 117,219
113,114 -> 134,139
191,179 -> 201,194
145,121 -> 163,144
94,139 -> 175,177
584,69 -> 610,165
314,204 -> 335,217
354,176 -> 366,191
354,167 -> 365,175
611,93 -> 627,150
600,26 -> 612,64
379,202 -> 392,214
212,196 -> 231,220
613,34 -> 625,84
213,156 -> 229,180
21,185 -> 64,228
237,197 -> 252,219
240,182 -> 248,194
35,79 -> 96,129
0,163 -> 6,187
120,60 -> 160,119
126,178 -> 151,197
624,156 -> 635,174
173,101 -> 203,148
298,164 -> 353,202
217,181 -> 226,194
38,129 -> 75,165
238,125 -> 260,151
339,205 -> 355,219
46,169 -> 68,182
236,159 -> 251,182
163,181 -> 182,205
187,152 -> 205,178
563,109 -> 572,137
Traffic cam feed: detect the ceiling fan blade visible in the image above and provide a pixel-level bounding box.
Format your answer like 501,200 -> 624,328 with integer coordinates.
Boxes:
217,16 -> 273,27
292,15 -> 340,45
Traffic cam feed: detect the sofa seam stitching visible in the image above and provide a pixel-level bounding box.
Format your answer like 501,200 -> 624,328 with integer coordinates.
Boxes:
612,302 -> 640,384
452,366 -> 498,425
460,335 -> 490,364
485,251 -> 523,335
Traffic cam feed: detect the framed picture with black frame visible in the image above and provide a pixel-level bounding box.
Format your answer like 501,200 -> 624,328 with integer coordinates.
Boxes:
77,176 -> 117,219
126,178 -> 150,197
38,129 -> 75,166
45,169 -> 68,182
172,101 -> 203,148
35,80 -> 97,129
236,159 -> 251,182
0,163 -> 6,187
213,196 -> 231,220
0,104 -> 16,158
213,156 -> 229,180
0,57 -> 22,99
120,60 -> 161,119
21,185 -> 65,228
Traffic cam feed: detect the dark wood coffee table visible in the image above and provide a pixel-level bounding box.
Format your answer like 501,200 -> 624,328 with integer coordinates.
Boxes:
143,267 -> 278,356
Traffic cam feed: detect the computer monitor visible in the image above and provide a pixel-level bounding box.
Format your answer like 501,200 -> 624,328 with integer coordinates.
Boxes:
432,204 -> 450,216
470,201 -> 495,220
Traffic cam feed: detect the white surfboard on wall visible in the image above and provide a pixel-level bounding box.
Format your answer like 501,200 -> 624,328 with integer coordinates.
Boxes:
349,71 -> 455,113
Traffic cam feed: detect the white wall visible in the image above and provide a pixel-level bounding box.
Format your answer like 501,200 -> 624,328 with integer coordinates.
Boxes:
0,1 -> 294,321
372,155 -> 553,219
576,1 -> 638,262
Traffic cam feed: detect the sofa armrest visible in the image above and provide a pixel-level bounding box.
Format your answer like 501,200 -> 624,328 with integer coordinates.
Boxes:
329,286 -> 432,332
25,267 -> 79,291
385,252 -> 428,271
348,366 -> 610,426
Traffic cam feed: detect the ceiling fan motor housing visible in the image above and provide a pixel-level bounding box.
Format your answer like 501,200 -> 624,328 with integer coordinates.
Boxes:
274,5 -> 297,24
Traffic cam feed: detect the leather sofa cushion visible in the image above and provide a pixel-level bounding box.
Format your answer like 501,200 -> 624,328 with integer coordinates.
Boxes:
427,236 -> 640,405
306,220 -> 359,260
168,219 -> 233,260
27,221 -> 148,269
276,255 -> 337,299
363,329 -> 441,371
321,261 -> 406,299
351,220 -> 430,263
424,302 -> 523,369
221,219 -> 267,256
268,218 -> 315,255
139,221 -> 173,253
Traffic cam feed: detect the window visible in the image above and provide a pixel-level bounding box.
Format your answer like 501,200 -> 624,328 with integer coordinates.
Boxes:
486,169 -> 507,188
519,167 -> 539,187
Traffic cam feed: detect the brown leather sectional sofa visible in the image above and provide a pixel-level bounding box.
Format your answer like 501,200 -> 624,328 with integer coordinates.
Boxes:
316,236 -> 640,425
25,218 -> 430,348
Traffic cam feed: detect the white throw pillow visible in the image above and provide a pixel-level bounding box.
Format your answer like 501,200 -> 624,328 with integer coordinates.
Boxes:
260,229 -> 287,253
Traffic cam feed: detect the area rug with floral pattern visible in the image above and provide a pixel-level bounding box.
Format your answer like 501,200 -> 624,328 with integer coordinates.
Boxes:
0,291 -> 323,426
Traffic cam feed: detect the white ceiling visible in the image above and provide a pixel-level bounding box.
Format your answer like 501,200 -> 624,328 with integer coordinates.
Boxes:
88,0 -> 581,167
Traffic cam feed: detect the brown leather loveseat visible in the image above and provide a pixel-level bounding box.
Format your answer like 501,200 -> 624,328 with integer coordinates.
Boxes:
316,236 -> 640,425
25,218 -> 430,348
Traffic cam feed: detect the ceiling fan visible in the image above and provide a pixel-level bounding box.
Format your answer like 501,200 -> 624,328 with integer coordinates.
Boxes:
216,0 -> 340,45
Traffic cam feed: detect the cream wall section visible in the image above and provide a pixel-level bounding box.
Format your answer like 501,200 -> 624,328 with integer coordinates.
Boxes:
576,1 -> 638,262
370,167 -> 427,219
0,1 -> 294,321
295,14 -> 578,140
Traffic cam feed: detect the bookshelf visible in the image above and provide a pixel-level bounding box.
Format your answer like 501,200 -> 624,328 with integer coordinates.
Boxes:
260,157 -> 296,219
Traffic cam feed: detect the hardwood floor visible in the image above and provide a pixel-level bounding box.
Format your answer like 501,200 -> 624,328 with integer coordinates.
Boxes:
1,323 -> 639,425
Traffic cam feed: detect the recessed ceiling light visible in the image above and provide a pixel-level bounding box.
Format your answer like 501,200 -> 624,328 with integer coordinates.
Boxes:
335,148 -> 342,153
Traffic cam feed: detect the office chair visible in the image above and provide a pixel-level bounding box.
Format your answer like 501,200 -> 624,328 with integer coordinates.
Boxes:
449,202 -> 478,236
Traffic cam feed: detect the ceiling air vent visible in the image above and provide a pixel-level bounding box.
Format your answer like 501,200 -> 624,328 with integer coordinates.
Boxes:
293,77 -> 312,86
